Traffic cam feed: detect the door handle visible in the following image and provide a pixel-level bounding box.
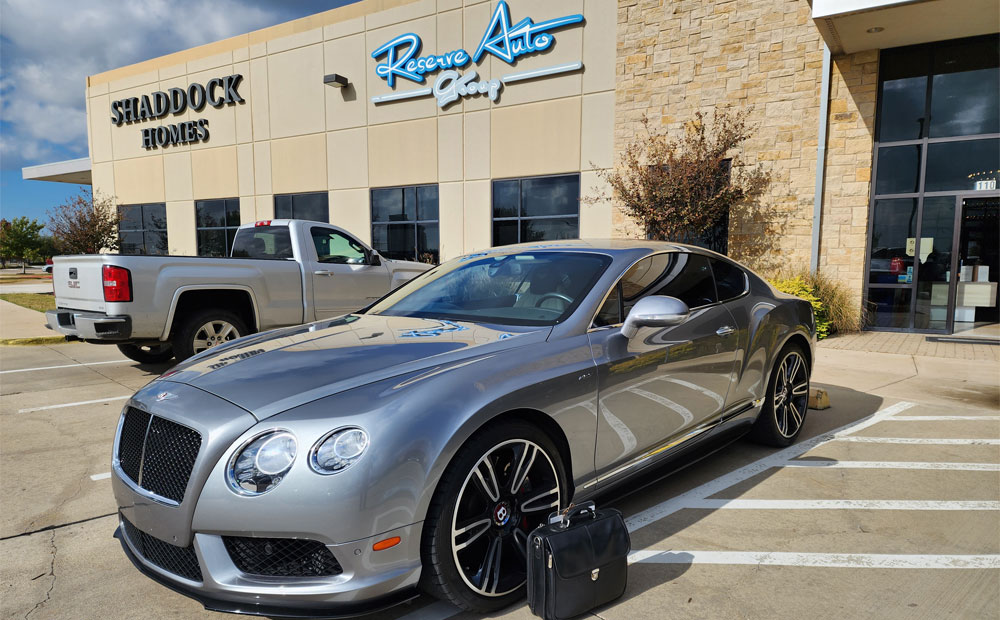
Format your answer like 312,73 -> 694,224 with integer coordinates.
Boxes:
313,270 -> 334,276
716,326 -> 736,336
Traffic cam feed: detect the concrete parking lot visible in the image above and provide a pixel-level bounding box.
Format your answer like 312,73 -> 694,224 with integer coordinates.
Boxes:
1,340 -> 997,619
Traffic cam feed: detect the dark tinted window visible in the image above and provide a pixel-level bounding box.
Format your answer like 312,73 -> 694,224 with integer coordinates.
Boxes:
929,37 -> 1000,138
712,259 -> 747,301
924,139 -> 1000,192
597,253 -> 719,328
119,203 -> 167,255
371,185 -> 438,263
875,145 -> 921,194
653,253 -> 717,308
274,192 -> 329,222
196,198 -> 240,256
492,174 -> 580,246
231,226 -> 294,259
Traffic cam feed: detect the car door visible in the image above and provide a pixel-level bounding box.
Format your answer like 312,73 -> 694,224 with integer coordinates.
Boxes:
307,226 -> 390,320
588,252 -> 740,485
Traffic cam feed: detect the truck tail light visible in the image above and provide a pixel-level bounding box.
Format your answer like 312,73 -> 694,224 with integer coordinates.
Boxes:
102,265 -> 132,302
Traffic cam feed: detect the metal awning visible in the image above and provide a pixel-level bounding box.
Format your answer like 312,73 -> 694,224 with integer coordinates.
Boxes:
21,157 -> 92,185
812,0 -> 999,55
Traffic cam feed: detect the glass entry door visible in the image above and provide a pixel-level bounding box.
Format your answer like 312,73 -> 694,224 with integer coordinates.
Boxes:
944,196 -> 1000,333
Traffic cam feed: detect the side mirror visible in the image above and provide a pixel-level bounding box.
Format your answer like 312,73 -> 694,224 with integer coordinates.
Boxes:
367,250 -> 381,266
621,295 -> 689,339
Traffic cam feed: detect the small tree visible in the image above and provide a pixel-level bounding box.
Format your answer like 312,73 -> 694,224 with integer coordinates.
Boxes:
47,189 -> 121,255
590,108 -> 775,267
0,216 -> 45,273
0,220 -> 10,269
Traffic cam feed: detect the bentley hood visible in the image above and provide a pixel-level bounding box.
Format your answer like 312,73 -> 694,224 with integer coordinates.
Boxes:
156,314 -> 549,419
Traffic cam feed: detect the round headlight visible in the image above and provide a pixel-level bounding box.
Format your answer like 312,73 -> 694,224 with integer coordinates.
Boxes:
310,427 -> 369,475
227,431 -> 296,495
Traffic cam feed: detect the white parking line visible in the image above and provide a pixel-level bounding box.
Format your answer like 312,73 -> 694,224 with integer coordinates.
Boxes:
18,396 -> 129,413
688,499 -> 1000,511
624,400 -> 918,532
890,416 -> 1000,421
90,472 -> 111,481
0,360 -> 127,374
628,550 -> 1000,569
834,437 -> 1000,445
785,460 -> 1000,471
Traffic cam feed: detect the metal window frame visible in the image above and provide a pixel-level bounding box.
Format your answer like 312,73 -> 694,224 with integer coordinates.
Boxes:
273,192 -> 330,223
118,203 -> 168,256
490,173 -> 581,247
194,198 -> 241,257
369,183 -> 439,263
863,36 -> 1000,334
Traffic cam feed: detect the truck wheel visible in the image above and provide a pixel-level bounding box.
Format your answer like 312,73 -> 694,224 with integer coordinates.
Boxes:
174,309 -> 248,361
117,343 -> 174,364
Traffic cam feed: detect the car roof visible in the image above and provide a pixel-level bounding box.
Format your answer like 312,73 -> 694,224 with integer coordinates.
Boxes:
461,238 -> 724,259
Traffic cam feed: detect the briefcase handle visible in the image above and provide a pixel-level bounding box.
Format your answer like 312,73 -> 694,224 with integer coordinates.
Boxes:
550,500 -> 598,528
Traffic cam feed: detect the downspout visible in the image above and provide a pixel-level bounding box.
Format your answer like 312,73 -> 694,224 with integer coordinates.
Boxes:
810,43 -> 832,274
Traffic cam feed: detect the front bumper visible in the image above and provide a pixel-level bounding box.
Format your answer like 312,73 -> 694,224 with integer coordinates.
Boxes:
115,522 -> 419,618
115,512 -> 423,617
45,309 -> 131,340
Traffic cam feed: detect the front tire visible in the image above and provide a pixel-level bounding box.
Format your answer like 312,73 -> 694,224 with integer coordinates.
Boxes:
750,343 -> 811,447
117,343 -> 174,364
420,421 -> 567,612
173,309 -> 247,361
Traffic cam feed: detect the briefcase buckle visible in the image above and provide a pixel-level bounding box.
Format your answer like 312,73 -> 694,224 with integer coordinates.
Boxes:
591,568 -> 600,581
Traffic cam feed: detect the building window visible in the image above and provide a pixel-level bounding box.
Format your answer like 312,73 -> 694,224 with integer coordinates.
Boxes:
274,192 -> 329,222
196,198 -> 241,257
867,34 -> 999,332
492,174 -> 580,246
118,203 -> 167,255
370,185 -> 439,263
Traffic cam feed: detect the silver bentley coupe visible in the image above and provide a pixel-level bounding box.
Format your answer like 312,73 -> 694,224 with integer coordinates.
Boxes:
112,240 -> 815,617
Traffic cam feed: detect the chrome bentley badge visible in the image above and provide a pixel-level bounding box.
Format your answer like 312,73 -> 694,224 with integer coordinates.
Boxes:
155,391 -> 177,402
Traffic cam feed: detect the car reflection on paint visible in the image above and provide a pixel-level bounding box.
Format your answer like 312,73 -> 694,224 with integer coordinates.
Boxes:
111,240 -> 815,617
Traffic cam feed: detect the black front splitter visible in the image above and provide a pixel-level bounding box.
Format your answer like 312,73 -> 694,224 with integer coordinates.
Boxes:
115,527 -> 421,619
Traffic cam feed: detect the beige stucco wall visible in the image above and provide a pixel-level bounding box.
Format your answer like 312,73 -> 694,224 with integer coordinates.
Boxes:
87,0 -> 616,261
613,0 -> 874,300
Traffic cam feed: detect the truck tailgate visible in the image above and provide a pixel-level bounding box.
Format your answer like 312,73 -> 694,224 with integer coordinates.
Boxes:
52,256 -> 107,313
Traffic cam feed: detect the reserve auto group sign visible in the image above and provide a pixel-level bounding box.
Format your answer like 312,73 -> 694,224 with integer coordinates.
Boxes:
370,1 -> 584,107
110,74 -> 244,149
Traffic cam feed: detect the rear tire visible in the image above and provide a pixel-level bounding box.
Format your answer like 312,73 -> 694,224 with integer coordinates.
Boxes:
173,309 -> 247,361
420,421 -> 567,612
750,343 -> 811,447
117,343 -> 174,364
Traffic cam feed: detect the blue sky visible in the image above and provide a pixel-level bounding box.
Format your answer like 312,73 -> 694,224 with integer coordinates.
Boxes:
0,0 -> 359,226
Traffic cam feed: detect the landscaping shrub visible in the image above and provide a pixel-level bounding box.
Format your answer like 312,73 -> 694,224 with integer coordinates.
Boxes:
765,271 -> 864,340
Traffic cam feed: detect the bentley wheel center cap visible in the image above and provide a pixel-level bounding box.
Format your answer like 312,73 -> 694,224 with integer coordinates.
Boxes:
493,501 -> 512,527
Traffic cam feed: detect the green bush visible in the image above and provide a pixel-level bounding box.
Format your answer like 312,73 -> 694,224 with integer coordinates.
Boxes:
765,270 -> 865,340
769,276 -> 831,339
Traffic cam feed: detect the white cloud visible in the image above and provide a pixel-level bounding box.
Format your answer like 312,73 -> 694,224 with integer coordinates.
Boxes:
0,0 -> 286,169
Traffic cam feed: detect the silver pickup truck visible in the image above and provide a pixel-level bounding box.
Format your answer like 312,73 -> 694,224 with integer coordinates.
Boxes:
46,219 -> 431,363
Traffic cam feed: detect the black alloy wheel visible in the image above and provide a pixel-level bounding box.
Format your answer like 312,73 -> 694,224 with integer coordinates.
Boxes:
751,343 -> 811,447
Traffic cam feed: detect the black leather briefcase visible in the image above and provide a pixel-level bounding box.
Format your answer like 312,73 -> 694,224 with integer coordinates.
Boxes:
526,501 -> 631,620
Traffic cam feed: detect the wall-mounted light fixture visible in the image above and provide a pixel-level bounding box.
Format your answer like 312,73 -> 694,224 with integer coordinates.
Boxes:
324,73 -> 349,88
866,26 -> 884,33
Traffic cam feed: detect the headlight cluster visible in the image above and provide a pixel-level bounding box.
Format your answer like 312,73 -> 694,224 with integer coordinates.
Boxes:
227,427 -> 369,496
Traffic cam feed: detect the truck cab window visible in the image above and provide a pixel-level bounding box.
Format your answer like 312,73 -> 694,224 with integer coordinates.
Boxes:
311,228 -> 367,264
231,226 -> 294,259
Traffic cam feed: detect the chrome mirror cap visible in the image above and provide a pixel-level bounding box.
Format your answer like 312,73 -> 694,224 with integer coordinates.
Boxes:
621,295 -> 690,338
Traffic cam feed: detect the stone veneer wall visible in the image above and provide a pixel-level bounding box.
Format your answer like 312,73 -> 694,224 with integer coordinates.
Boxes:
614,0 -> 876,299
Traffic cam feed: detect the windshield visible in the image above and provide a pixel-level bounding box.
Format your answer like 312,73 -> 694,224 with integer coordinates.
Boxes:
367,251 -> 611,326
231,226 -> 293,259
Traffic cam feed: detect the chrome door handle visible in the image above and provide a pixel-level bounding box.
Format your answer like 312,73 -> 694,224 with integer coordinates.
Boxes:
716,326 -> 736,336
313,270 -> 334,276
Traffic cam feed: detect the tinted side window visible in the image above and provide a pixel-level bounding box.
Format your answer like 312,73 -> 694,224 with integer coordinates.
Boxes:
712,259 -> 748,301
652,254 -> 717,308
311,228 -> 366,264
231,226 -> 293,259
594,286 -> 621,327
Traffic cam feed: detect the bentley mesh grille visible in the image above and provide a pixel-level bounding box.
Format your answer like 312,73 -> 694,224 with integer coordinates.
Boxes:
222,536 -> 343,577
121,515 -> 202,582
116,406 -> 201,503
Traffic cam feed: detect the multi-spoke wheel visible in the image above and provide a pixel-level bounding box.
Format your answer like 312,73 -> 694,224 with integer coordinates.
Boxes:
421,422 -> 566,612
750,343 -> 811,447
173,309 -> 248,361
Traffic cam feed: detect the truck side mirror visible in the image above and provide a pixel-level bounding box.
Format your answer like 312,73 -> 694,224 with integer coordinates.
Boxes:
367,250 -> 381,266
621,295 -> 690,339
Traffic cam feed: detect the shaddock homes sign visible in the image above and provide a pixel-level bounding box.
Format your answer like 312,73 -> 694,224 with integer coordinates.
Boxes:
110,74 -> 244,149
370,1 -> 584,107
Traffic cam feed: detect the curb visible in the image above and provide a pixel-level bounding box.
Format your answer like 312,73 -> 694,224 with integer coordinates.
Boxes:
0,336 -> 69,346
